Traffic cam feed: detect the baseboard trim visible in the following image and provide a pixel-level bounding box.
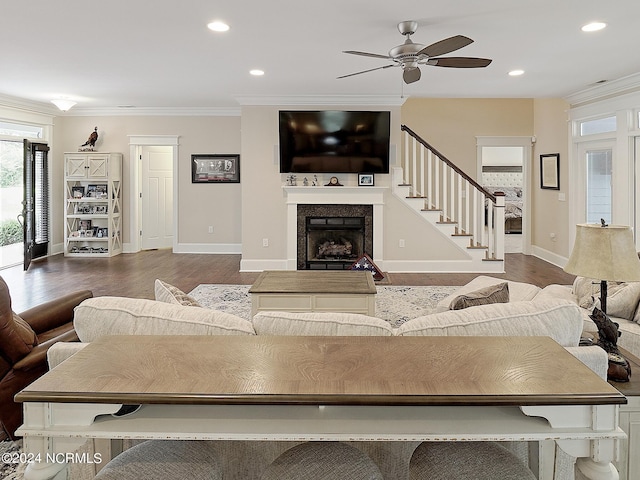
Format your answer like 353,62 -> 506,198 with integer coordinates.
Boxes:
240,258 -> 289,272
174,243 -> 242,254
530,245 -> 568,269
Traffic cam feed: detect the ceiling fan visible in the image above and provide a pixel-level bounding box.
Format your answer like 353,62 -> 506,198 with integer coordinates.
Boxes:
338,21 -> 492,84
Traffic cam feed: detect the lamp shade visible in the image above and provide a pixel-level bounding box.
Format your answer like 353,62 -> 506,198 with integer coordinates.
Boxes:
564,223 -> 640,281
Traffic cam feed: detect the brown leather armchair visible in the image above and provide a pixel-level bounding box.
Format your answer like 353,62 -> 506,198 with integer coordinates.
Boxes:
0,276 -> 92,439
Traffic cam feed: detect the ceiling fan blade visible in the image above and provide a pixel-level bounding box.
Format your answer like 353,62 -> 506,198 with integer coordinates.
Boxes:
418,35 -> 473,57
427,57 -> 492,68
337,64 -> 396,79
403,67 -> 421,84
343,50 -> 392,60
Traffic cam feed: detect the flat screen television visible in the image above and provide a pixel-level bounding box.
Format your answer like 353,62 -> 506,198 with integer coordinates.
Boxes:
279,110 -> 390,174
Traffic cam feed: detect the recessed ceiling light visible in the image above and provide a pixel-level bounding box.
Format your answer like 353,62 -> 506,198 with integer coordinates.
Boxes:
508,70 -> 525,76
581,22 -> 607,32
207,21 -> 230,32
250,69 -> 265,76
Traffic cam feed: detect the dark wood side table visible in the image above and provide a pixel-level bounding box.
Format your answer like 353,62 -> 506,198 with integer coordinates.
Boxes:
610,348 -> 640,480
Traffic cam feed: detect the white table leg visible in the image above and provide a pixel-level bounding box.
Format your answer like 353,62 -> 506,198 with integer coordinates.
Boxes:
576,458 -> 620,480
19,402 -> 121,480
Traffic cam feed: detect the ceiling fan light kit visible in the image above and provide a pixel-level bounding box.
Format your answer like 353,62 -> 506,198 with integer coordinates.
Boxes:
339,21 -> 492,84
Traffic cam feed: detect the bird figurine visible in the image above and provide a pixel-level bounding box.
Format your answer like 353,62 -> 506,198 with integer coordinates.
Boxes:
590,307 -> 631,382
80,127 -> 99,149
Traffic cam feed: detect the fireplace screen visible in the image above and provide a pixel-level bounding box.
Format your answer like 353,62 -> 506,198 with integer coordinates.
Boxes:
305,217 -> 365,269
297,204 -> 373,270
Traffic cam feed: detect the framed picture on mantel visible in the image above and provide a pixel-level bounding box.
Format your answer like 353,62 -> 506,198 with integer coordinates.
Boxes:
358,173 -> 375,186
192,154 -> 240,183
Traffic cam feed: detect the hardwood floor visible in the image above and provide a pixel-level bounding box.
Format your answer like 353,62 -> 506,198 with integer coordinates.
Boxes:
1,250 -> 575,313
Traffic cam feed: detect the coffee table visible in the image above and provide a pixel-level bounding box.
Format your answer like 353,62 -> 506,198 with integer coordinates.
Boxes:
249,270 -> 376,316
16,335 -> 625,480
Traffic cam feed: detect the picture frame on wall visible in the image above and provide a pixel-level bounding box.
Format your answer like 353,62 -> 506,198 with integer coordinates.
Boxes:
192,154 -> 240,183
358,173 -> 375,186
540,153 -> 560,190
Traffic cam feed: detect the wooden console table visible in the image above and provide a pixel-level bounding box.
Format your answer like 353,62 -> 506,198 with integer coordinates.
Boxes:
16,335 -> 625,480
249,270 -> 376,316
611,348 -> 640,480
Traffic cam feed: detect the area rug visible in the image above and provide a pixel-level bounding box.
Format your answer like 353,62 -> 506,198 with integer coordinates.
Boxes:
189,284 -> 459,328
0,439 -> 26,480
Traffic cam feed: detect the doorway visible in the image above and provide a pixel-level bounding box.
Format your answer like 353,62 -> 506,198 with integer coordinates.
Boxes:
477,137 -> 532,255
0,140 -> 23,268
140,145 -> 173,250
128,135 -> 179,253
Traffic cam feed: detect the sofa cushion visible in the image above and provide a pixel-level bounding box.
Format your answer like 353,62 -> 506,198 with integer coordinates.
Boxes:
253,311 -> 394,336
573,277 -> 640,321
154,279 -> 202,307
74,297 -> 255,342
449,282 -> 509,310
396,299 -> 583,347
435,276 -> 540,312
0,277 -> 38,363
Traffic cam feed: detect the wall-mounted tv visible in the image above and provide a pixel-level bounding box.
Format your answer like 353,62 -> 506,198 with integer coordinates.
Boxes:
279,110 -> 390,174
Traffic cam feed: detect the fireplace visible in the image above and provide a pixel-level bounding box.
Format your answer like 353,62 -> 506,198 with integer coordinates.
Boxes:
297,204 -> 373,270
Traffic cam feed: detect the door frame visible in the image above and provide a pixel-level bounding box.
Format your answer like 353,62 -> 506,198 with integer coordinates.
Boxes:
128,135 -> 179,253
476,136 -> 533,255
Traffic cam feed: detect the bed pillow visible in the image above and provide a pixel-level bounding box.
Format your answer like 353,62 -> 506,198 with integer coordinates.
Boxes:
449,282 -> 509,310
154,279 -> 202,307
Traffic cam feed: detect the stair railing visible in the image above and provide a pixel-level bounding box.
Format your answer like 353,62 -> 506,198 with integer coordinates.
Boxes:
401,125 -> 505,260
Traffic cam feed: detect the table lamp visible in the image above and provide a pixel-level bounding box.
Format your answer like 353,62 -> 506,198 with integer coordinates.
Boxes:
564,222 -> 640,314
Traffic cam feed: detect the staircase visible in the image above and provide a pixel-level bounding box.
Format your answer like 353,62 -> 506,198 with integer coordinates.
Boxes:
394,125 -> 505,273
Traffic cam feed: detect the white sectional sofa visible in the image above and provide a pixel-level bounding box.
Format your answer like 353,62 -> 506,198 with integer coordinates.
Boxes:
46,278 -> 609,480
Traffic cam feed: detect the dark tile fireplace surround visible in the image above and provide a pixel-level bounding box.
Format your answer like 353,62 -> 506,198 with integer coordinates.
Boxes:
297,204 -> 373,270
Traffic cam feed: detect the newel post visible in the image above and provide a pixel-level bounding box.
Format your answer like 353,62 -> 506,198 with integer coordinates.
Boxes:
494,192 -> 506,260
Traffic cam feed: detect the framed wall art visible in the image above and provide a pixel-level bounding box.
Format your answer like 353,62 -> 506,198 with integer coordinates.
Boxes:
540,153 -> 560,190
192,154 -> 240,183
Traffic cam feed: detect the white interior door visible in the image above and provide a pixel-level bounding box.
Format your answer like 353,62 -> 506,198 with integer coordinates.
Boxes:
141,145 -> 173,250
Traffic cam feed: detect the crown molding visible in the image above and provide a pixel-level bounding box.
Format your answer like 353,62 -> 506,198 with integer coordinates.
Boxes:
233,95 -> 407,107
0,94 -> 241,117
0,94 -> 58,116
565,72 -> 640,107
65,106 -> 241,117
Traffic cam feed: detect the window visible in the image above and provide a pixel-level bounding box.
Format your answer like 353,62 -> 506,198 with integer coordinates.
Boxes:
579,116 -> 616,136
0,121 -> 43,139
585,148 -> 612,223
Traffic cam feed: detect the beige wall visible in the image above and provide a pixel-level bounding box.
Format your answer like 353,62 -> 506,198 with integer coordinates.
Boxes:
532,98 -> 570,258
401,98 -> 534,179
53,115 -> 241,252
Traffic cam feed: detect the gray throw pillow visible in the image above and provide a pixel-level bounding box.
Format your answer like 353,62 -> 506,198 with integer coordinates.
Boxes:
449,282 -> 510,310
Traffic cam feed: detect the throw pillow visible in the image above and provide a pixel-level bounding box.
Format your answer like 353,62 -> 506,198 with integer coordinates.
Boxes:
154,279 -> 202,307
573,277 -> 640,320
449,282 -> 509,310
0,276 -> 38,363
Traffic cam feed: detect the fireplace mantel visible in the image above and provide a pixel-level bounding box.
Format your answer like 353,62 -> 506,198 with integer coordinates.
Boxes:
283,186 -> 387,205
284,186 -> 387,270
